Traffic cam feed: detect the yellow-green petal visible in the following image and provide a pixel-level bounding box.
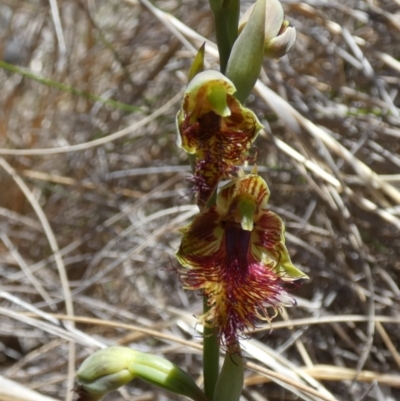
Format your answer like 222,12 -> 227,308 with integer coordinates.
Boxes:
184,70 -> 236,120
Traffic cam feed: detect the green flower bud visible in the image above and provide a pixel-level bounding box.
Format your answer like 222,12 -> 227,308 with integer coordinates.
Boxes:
239,0 -> 296,59
76,347 -> 208,401
209,0 -> 240,73
76,347 -> 136,399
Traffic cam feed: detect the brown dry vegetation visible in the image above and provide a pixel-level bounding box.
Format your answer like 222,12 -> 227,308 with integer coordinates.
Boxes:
0,0 -> 400,400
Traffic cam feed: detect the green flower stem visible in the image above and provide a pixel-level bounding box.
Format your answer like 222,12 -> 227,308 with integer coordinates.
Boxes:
0,60 -> 142,113
213,346 -> 244,401
202,168 -> 219,399
184,109 -> 219,399
225,0 -> 240,49
210,0 -> 240,74
212,10 -> 231,74
203,296 -> 220,400
187,151 -> 219,399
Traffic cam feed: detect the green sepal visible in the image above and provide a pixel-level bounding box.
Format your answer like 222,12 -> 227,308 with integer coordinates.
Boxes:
130,351 -> 209,401
213,351 -> 244,401
276,230 -> 309,280
226,0 -> 266,102
188,43 -> 206,83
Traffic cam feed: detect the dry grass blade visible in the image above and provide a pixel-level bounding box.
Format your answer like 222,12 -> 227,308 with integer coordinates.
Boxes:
0,233 -> 53,306
0,376 -> 60,401
299,365 -> 400,388
0,92 -> 182,155
246,365 -> 400,389
0,158 -> 76,400
243,339 -> 336,401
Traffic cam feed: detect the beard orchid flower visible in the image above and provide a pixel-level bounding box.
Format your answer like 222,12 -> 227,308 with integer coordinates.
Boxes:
176,71 -> 263,209
176,168 -> 307,353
